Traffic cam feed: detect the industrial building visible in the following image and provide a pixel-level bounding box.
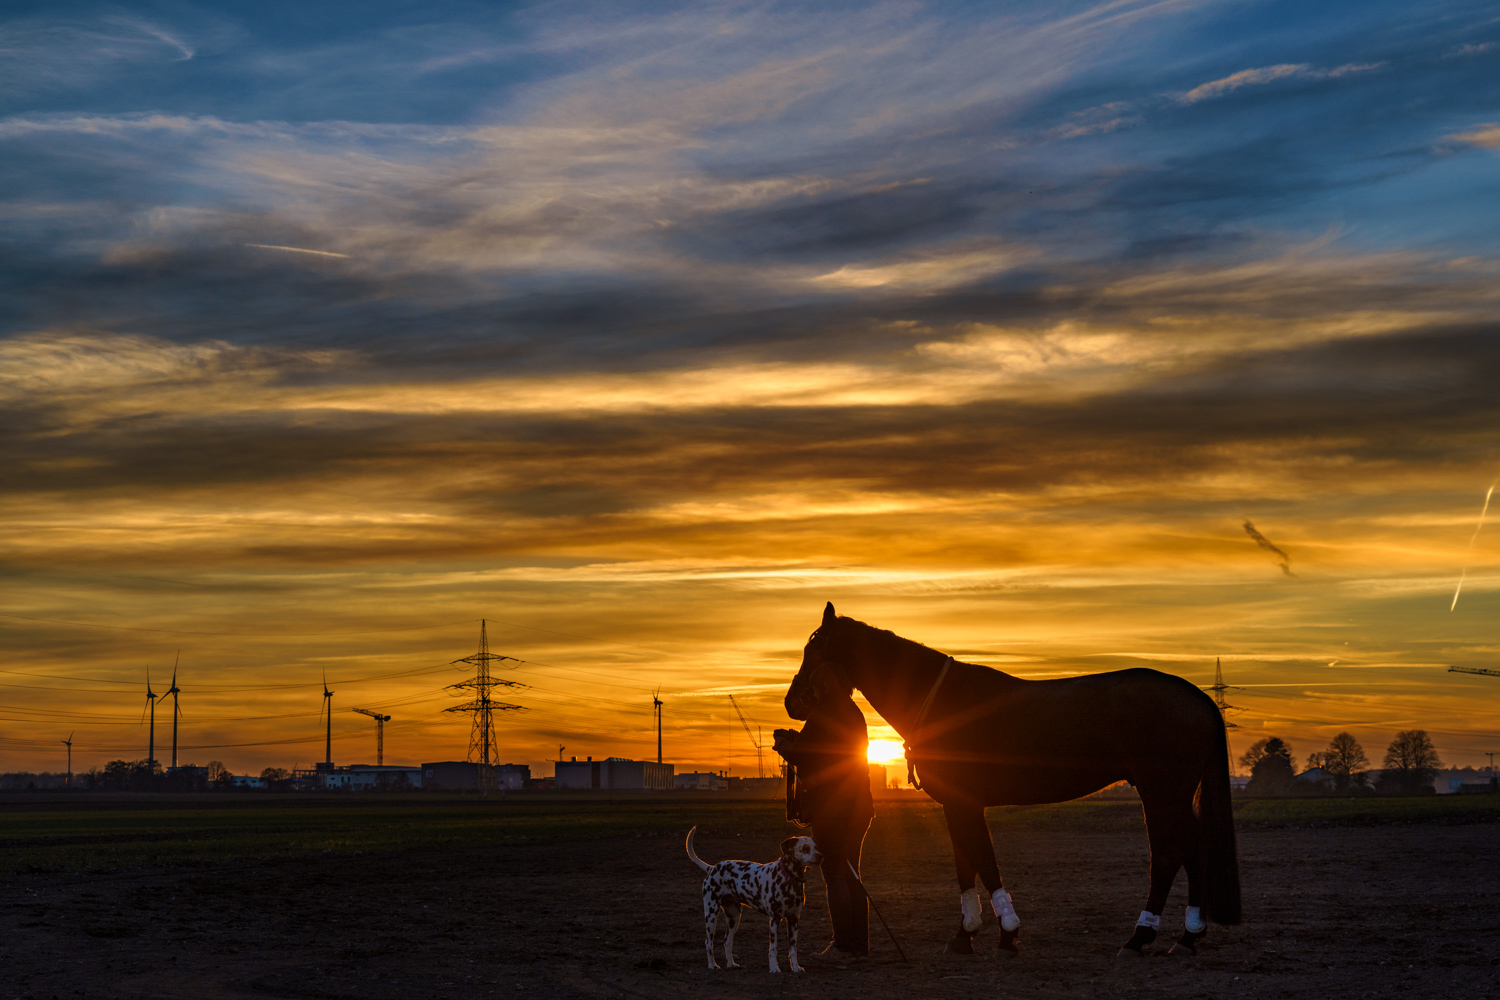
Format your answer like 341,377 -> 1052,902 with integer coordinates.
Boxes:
422,761 -> 530,791
555,756 -> 674,790
674,771 -> 726,790
317,764 -> 423,790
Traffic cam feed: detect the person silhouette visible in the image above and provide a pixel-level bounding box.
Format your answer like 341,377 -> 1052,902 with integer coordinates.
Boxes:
774,694 -> 874,958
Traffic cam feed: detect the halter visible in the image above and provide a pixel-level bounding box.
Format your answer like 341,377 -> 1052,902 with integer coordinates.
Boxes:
902,655 -> 953,790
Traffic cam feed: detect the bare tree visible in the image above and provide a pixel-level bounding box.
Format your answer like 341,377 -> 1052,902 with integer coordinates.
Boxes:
1380,730 -> 1442,796
1307,732 -> 1369,792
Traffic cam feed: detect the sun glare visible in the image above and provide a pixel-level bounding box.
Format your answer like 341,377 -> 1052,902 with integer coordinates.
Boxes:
867,738 -> 906,764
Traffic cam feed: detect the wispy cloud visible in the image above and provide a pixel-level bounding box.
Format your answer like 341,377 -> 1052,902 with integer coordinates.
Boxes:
1176,61 -> 1383,104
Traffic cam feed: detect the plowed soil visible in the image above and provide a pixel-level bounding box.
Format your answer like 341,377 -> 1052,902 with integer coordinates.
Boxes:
2,798 -> 1496,1000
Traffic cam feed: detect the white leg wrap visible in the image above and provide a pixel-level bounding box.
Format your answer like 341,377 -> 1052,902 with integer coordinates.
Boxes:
1184,906 -> 1204,933
960,888 -> 982,933
1136,910 -> 1161,929
991,889 -> 1020,933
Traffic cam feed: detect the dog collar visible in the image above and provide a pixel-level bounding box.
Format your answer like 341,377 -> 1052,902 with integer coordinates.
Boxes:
779,858 -> 804,884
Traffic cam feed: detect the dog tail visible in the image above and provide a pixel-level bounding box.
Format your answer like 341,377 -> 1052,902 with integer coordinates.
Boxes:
685,826 -> 710,872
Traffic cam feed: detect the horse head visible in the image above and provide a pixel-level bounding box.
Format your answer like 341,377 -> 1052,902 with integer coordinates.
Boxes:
785,601 -> 854,720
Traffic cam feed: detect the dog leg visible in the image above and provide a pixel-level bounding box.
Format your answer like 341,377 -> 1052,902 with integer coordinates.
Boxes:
767,915 -> 780,973
723,904 -> 743,969
703,892 -> 719,969
787,913 -> 803,972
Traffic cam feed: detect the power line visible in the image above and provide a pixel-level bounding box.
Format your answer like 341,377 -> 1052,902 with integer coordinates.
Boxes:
0,613 -> 483,637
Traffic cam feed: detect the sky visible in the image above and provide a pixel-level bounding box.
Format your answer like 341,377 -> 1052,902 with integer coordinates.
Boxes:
3,0 -> 1500,781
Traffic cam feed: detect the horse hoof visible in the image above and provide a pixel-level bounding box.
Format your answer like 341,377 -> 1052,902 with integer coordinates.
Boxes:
945,934 -> 975,955
1116,946 -> 1146,960
1169,929 -> 1205,956
997,929 -> 1019,956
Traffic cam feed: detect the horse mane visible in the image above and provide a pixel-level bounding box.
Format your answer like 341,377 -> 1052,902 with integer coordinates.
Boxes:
834,614 -> 939,660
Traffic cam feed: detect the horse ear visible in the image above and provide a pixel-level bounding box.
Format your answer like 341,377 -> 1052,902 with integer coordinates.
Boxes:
823,601 -> 836,624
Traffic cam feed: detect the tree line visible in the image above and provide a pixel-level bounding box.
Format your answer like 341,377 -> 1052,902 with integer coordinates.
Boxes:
1238,729 -> 1450,796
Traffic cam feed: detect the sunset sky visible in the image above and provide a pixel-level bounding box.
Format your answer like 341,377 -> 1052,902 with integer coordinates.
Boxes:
4,0 -> 1500,780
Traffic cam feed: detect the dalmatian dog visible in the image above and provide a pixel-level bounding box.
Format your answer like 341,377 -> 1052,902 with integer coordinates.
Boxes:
685,826 -> 822,972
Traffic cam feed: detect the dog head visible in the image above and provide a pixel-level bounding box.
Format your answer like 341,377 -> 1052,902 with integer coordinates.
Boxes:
780,835 -> 823,868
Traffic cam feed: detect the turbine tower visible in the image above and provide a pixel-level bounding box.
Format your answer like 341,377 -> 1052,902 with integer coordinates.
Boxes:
445,619 -> 525,793
353,708 -> 391,765
320,673 -> 334,768
61,732 -> 73,789
142,668 -> 158,766
164,654 -> 182,769
653,687 -> 664,764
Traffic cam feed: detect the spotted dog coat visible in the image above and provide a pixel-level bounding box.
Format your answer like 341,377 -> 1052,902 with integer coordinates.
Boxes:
685,826 -> 822,972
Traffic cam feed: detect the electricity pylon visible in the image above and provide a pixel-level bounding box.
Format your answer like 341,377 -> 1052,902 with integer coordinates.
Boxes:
353,708 -> 391,765
1208,657 -> 1242,775
1209,658 -> 1240,727
445,620 -> 525,792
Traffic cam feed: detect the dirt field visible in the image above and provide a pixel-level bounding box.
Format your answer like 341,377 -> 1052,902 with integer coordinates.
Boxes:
2,796 -> 1496,1000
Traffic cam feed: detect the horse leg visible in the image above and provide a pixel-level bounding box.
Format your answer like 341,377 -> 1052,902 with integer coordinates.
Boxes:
1169,820 -> 1208,956
944,802 -> 1019,954
942,802 -> 983,953
1118,793 -> 1189,958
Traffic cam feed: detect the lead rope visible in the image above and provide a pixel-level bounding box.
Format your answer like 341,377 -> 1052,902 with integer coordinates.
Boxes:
903,656 -> 953,790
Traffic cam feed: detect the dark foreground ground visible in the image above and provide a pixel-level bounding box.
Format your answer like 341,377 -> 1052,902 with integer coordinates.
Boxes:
1,794 -> 1497,1000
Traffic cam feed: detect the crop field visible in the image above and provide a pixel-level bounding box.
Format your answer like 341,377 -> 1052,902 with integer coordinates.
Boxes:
1,792 -> 1497,999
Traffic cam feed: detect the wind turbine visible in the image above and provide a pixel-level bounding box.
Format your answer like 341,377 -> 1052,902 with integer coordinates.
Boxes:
61,732 -> 73,789
141,667 -> 158,766
320,672 -> 334,769
164,651 -> 182,770
652,687 -> 664,765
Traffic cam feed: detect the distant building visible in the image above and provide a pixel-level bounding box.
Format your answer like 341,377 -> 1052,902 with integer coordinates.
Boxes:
319,764 -> 423,790
556,756 -> 674,790
735,776 -> 784,796
675,771 -> 726,791
230,774 -> 265,789
422,761 -> 530,791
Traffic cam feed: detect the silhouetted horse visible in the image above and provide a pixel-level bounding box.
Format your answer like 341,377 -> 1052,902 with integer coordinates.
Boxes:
785,603 -> 1240,958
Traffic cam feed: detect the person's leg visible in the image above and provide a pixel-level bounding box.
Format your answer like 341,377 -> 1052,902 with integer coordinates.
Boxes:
841,813 -> 872,954
815,821 -> 856,953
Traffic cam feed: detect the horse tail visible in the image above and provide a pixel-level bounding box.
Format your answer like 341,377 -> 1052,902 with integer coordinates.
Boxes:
685,825 -> 710,872
1196,719 -> 1243,925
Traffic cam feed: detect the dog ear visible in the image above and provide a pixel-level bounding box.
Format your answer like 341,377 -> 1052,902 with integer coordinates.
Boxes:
780,836 -> 799,856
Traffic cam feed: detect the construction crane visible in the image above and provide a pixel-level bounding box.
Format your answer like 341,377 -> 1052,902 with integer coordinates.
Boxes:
1449,668 -> 1498,783
728,695 -> 765,779
352,708 -> 392,765
1449,665 -> 1500,679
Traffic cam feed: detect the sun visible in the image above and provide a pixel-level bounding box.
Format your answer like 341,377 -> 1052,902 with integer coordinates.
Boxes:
867,738 -> 905,764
